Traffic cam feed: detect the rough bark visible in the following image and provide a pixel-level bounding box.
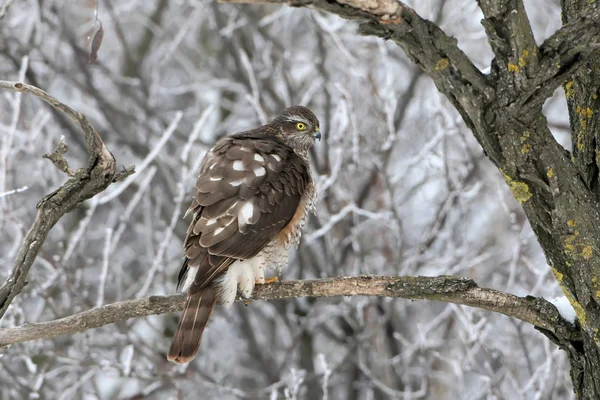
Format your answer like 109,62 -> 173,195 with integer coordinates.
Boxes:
216,0 -> 600,397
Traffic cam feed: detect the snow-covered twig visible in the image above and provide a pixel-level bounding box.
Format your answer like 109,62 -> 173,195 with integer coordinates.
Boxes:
135,181 -> 186,298
319,354 -> 331,400
240,50 -> 267,125
96,111 -> 182,205
61,201 -> 98,264
96,228 -> 113,307
0,186 -> 28,199
0,0 -> 16,20
307,203 -> 390,243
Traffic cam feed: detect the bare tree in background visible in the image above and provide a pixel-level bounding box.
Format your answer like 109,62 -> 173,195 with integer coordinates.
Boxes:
0,0 -> 593,399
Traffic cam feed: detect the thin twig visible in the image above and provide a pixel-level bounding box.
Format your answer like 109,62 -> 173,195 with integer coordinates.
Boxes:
0,0 -> 15,21
0,186 -> 28,199
96,111 -> 181,205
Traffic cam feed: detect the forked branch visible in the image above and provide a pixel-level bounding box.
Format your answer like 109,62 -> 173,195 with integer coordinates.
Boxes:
0,81 -> 134,320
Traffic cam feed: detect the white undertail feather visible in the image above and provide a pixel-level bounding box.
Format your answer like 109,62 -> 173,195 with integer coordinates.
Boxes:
218,259 -> 257,307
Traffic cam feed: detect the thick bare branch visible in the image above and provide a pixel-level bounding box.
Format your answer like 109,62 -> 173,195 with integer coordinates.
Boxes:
0,81 -> 135,320
516,2 -> 600,113
560,1 -> 600,196
478,0 -> 540,92
0,275 -> 579,346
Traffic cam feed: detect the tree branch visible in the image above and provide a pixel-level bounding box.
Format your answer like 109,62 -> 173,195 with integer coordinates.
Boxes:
0,81 -> 135,320
0,275 -> 580,346
561,0 -> 600,196
478,0 -> 540,94
516,1 -> 600,113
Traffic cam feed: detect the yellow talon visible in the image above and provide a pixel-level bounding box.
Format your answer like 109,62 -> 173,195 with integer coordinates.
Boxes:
255,276 -> 279,285
264,276 -> 279,284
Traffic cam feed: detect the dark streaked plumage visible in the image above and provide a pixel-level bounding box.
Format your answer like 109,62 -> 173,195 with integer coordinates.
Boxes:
168,106 -> 320,364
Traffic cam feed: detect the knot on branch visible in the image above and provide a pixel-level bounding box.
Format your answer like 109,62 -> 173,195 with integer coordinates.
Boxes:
43,136 -> 74,176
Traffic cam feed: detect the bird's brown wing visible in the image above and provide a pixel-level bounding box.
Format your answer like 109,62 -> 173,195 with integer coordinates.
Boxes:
179,133 -> 310,295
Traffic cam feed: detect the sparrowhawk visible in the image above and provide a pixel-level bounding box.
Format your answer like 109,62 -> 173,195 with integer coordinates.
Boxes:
168,106 -> 321,364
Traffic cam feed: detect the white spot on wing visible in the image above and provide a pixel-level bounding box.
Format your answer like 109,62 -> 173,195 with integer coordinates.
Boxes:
239,202 -> 254,224
230,179 -> 244,186
233,160 -> 244,171
254,167 -> 266,177
209,163 -> 217,170
210,177 -> 220,182
206,218 -> 217,226
272,154 -> 282,162
214,227 -> 224,235
254,154 -> 265,162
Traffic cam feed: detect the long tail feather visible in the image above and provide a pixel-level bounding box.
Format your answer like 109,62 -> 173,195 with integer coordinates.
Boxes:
167,287 -> 217,364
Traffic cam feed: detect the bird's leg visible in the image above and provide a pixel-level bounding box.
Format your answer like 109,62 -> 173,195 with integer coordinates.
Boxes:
262,276 -> 279,284
261,266 -> 283,284
253,261 -> 279,284
254,265 -> 265,284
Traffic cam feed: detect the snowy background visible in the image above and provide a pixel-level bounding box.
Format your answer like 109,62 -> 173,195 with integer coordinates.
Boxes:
0,0 -> 575,399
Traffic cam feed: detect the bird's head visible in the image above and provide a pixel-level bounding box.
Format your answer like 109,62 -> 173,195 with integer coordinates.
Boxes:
273,106 -> 321,152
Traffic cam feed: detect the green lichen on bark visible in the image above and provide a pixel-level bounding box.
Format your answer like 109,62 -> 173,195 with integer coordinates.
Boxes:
501,171 -> 532,203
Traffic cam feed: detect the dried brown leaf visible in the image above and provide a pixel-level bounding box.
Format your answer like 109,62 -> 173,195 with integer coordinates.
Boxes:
89,20 -> 104,63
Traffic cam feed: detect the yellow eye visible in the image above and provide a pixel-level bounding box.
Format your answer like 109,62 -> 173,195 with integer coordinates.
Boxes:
296,122 -> 307,131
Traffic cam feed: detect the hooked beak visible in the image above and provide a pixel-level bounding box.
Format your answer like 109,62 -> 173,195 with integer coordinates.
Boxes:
313,128 -> 322,141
